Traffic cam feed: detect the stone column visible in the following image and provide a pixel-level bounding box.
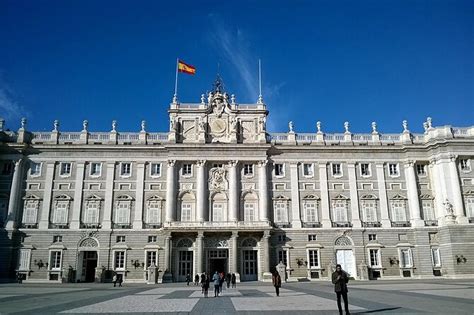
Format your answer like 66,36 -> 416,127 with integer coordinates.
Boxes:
231,231 -> 239,274
102,162 -> 116,229
261,231 -> 272,281
289,163 -> 302,228
39,162 -> 55,229
319,162 -> 331,228
228,160 -> 239,222
196,232 -> 204,274
376,163 -> 391,227
347,163 -> 361,228
429,159 -> 444,220
258,160 -> 269,222
196,160 -> 207,222
133,162 -> 146,229
162,235 -> 173,283
448,155 -> 468,224
70,162 -> 85,229
165,160 -> 177,223
6,159 -> 24,229
404,161 -> 423,227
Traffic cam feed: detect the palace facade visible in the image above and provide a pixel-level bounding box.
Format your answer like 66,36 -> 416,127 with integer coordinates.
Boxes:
1,79 -> 474,283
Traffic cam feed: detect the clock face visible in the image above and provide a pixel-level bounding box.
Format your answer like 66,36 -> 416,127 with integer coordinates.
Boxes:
211,119 -> 227,134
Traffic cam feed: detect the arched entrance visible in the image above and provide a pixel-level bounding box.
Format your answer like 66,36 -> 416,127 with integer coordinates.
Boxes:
334,235 -> 356,277
205,238 -> 229,275
76,237 -> 99,282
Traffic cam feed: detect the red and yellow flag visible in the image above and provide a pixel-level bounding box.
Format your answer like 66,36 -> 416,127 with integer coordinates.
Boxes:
178,60 -> 196,75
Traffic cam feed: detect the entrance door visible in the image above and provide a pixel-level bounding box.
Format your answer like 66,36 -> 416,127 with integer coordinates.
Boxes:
207,249 -> 228,274
336,250 -> 356,277
241,250 -> 258,281
82,251 -> 98,282
178,251 -> 193,282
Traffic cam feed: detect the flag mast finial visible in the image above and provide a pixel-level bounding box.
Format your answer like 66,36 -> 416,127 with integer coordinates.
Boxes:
173,58 -> 179,103
257,59 -> 263,104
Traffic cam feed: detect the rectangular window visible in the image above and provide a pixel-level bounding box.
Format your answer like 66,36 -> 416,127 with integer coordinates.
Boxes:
114,251 -> 125,270
60,162 -> 72,176
150,163 -> 161,177
30,162 -> 41,176
466,197 -> 474,218
416,164 -> 426,176
368,234 -> 377,241
182,164 -> 192,176
369,249 -> 380,267
243,164 -> 253,176
22,201 -> 38,224
304,202 -> 318,222
460,159 -> 471,171
388,163 -> 399,176
181,203 -> 192,221
308,250 -> 319,268
213,163 -> 223,168
52,202 -> 68,224
275,164 -> 284,177
116,235 -> 126,243
53,235 -> 62,243
120,163 -> 131,176
50,251 -> 62,270
212,203 -> 224,221
308,234 -> 317,241
391,201 -> 407,222
332,163 -> 342,176
148,235 -> 157,243
244,203 -> 255,222
400,249 -> 412,268
303,163 -> 314,177
146,251 -> 157,267
362,201 -> 377,222
360,163 -> 371,176
90,163 -> 102,176
422,200 -> 435,221
147,202 -> 161,224
84,203 -> 99,223
332,200 -> 347,222
115,202 -> 130,224
277,235 -> 285,242
178,251 -> 193,276
277,249 -> 288,266
274,202 -> 288,222
431,248 -> 441,267
18,249 -> 31,271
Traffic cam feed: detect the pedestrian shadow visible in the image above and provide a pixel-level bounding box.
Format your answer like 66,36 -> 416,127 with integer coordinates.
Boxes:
355,307 -> 402,313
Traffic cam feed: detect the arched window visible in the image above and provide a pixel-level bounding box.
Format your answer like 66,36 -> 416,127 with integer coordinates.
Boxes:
243,192 -> 258,222
211,192 -> 227,222
180,192 -> 195,222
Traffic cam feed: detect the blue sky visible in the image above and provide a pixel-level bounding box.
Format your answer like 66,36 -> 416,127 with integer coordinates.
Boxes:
0,0 -> 473,134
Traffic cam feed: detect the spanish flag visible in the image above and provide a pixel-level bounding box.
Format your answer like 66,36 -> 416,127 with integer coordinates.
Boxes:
178,60 -> 196,75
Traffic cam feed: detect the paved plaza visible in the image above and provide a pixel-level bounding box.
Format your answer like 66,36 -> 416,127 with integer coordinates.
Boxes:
0,279 -> 473,314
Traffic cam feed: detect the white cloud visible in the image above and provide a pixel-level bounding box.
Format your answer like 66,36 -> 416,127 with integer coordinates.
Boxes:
0,74 -> 25,125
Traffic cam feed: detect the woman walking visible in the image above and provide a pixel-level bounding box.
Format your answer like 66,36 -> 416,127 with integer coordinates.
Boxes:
272,270 -> 282,297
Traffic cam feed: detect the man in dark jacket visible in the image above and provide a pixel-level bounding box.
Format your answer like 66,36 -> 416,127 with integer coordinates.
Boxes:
332,264 -> 350,315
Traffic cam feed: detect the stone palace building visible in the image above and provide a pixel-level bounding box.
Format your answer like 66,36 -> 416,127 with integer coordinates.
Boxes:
0,78 -> 473,283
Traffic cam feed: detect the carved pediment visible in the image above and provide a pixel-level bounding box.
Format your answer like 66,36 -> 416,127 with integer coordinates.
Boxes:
303,194 -> 320,200
420,194 -> 434,200
116,194 -> 134,201
23,194 -> 41,200
360,194 -> 378,200
85,194 -> 103,201
147,195 -> 164,201
391,194 -> 407,200
273,195 -> 290,201
54,194 -> 72,200
333,194 -> 349,200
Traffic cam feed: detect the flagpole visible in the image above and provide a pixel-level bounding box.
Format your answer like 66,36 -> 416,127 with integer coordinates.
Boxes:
173,58 -> 179,103
258,59 -> 263,104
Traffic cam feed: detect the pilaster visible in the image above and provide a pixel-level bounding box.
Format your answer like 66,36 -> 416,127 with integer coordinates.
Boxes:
289,163 -> 302,228
376,163 -> 391,227
133,162 -> 146,229
39,162 -> 55,229
347,163 -> 361,227
165,160 -> 177,223
404,161 -> 423,227
196,160 -> 207,222
258,160 -> 269,222
318,162 -> 331,228
6,159 -> 24,229
448,155 -> 468,224
102,162 -> 116,229
70,162 -> 85,229
228,160 -> 239,222
196,232 -> 204,274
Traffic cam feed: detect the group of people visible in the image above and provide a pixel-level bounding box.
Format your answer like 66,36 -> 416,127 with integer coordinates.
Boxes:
186,272 -> 237,297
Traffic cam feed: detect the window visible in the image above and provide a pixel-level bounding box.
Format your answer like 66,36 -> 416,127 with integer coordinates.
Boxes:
422,200 -> 435,221
303,163 -> 314,177
466,197 -> 474,218
115,202 -> 130,224
274,202 -> 288,222
308,250 -> 319,268
116,236 -> 125,243
114,251 -> 125,270
274,164 -> 284,177
182,164 -> 192,176
244,203 -> 256,222
460,159 -> 471,171
243,164 -> 254,176
391,201 -> 407,222
277,249 -> 288,266
400,249 -> 412,268
362,200 -> 377,223
304,202 -> 318,222
368,234 -> 377,241
332,163 -> 342,176
416,164 -> 426,176
431,248 -> 441,267
84,202 -> 99,224
308,234 -> 317,241
22,201 -> 38,224
150,163 -> 161,177
181,203 -> 192,221
360,163 -> 371,177
18,249 -> 31,271
53,235 -> 62,243
213,163 -> 223,168
388,163 -> 399,177
146,250 -> 157,267
148,235 -> 157,243
1,162 -> 13,175
178,251 -> 193,276
30,162 -> 41,176
212,203 -> 224,221
60,162 -> 72,176
90,163 -> 101,176
120,163 -> 131,177
147,202 -> 161,224
52,202 -> 68,224
369,249 -> 380,267
50,251 -> 62,270
332,200 -> 347,222
277,235 -> 286,242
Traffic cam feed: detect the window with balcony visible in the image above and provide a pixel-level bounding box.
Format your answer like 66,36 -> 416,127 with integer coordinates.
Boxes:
244,203 -> 256,222
22,200 -> 38,225
304,201 -> 318,222
422,199 -> 435,221
115,201 -> 130,224
146,201 -> 161,224
84,202 -> 99,224
332,199 -> 348,222
466,197 -> 474,218
362,200 -> 378,223
52,201 -> 69,225
181,203 -> 192,222
274,201 -> 288,223
399,248 -> 412,268
390,200 -> 407,222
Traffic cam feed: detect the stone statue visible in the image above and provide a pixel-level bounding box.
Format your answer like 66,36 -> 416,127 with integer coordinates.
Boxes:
169,117 -> 176,132
423,122 -> 428,133
344,121 -> 350,133
111,120 -> 117,132
371,121 -> 377,134
230,116 -> 237,132
82,120 -> 88,132
289,121 -> 294,133
231,94 -> 236,104
427,117 -> 433,129
316,121 -> 322,133
21,117 -> 27,130
53,120 -> 59,132
402,120 -> 409,133
0,118 -> 4,131
444,199 -> 454,215
141,120 -> 146,132
258,117 -> 266,132
201,94 -> 205,104
198,117 -> 205,133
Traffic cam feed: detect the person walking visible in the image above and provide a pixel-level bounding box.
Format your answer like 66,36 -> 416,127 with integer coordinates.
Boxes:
272,270 -> 282,297
219,272 -> 225,293
185,273 -> 191,286
231,273 -> 236,288
117,274 -> 123,287
332,264 -> 350,315
225,273 -> 231,289
194,274 -> 200,286
200,273 -> 206,293
212,271 -> 220,297
112,273 -> 117,287
203,273 -> 210,298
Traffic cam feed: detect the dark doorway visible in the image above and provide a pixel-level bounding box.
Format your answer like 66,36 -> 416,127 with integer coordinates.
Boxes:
82,251 -> 98,282
209,258 -> 227,274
